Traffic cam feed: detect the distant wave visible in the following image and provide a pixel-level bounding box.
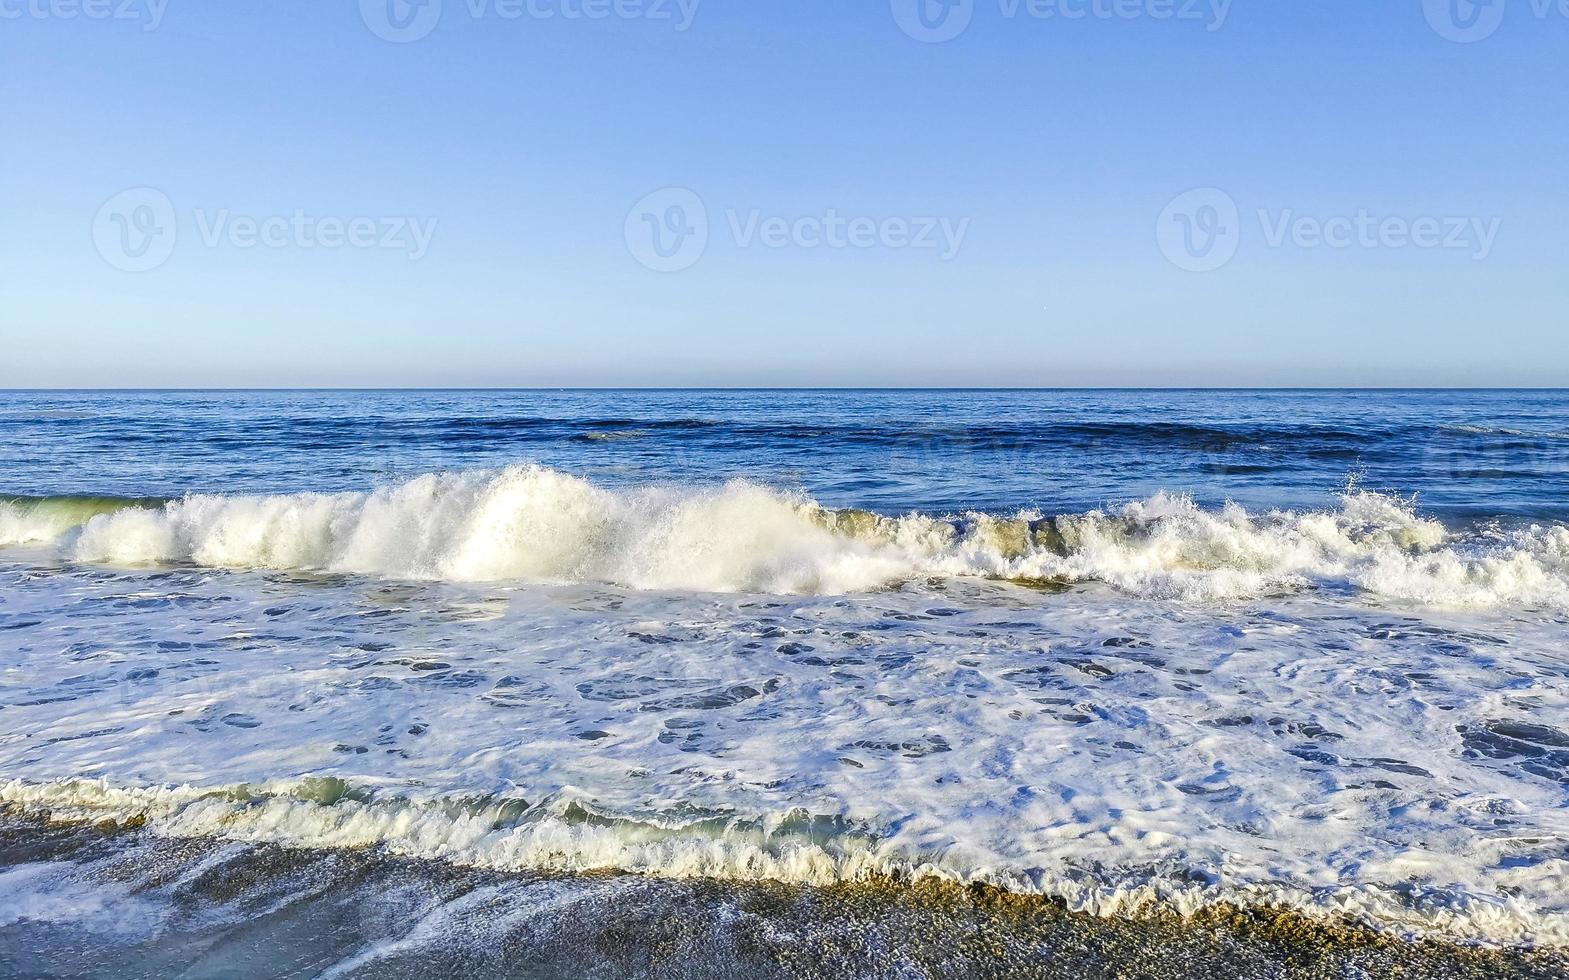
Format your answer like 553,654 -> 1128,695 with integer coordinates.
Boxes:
3,466 -> 1567,608
1440,424 -> 1569,441
3,777 -> 1564,948
26,411 -> 1564,452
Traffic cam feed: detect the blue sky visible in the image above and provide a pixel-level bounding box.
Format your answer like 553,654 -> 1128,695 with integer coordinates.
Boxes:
2,1 -> 1565,387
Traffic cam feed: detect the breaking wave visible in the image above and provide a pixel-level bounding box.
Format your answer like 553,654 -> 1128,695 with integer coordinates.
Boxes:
3,777 -> 1564,948
2,466 -> 1567,607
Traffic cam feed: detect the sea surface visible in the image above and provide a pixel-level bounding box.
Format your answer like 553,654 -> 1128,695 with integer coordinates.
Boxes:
2,389 -> 1568,976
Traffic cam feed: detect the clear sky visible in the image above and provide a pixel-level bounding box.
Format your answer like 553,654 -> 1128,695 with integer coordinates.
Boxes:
2,1 -> 1565,387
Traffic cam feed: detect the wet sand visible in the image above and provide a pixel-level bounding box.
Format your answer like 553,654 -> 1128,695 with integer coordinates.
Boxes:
2,814 -> 1565,980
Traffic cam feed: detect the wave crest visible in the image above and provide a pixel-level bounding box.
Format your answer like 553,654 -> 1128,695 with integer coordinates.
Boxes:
2,466 -> 1566,607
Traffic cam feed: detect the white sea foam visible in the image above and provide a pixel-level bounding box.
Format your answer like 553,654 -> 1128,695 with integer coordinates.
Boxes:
3,466 -> 1567,608
3,561 -> 1567,950
3,777 -> 1566,948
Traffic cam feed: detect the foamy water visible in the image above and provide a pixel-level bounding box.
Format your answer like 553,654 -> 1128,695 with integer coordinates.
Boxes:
2,547 -> 1567,945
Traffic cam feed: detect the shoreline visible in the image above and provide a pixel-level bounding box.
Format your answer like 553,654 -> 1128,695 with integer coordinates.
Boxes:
3,809 -> 1567,978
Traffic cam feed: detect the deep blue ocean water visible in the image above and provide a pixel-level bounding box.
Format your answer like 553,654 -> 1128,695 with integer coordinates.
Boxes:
3,389 -> 1567,522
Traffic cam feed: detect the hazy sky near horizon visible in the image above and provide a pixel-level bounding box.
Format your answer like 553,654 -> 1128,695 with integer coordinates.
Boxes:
2,2 -> 1565,388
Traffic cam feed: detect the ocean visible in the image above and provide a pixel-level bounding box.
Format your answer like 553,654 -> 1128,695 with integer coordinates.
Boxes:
2,389 -> 1567,977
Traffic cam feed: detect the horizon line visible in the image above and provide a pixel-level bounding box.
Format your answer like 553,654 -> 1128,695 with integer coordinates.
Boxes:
3,386 -> 1568,394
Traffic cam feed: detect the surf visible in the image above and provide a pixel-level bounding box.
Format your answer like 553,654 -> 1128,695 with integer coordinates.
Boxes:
3,466 -> 1567,609
5,775 -> 1567,948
